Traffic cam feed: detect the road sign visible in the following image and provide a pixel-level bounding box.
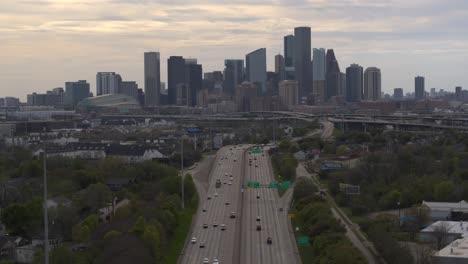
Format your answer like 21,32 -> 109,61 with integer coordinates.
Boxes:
320,162 -> 343,171
298,236 -> 310,247
186,127 -> 202,134
251,148 -> 262,154
290,213 -> 295,219
269,181 -> 278,189
281,181 -> 291,189
253,182 -> 260,189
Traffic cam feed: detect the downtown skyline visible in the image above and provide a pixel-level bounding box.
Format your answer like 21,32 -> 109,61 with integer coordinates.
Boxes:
1,0 -> 468,100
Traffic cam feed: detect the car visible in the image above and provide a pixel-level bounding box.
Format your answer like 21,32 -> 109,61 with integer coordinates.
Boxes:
230,176 -> 233,180
249,163 -> 251,166
256,194 -> 260,199
256,224 -> 261,231
200,242 -> 205,248
213,258 -> 219,264
230,212 -> 236,218
249,151 -> 252,154
214,192 -> 218,197
225,173 -> 228,177
203,257 -> 209,264
279,208 -> 283,212
213,223 -> 218,227
225,201 -> 229,205
233,158 -> 237,162
191,237 -> 197,244
262,154 -> 264,157
254,157 -> 257,160
255,164 -> 258,167
221,224 -> 226,231
228,182 -> 232,185
220,157 -> 224,160
202,208 -> 207,212
207,195 -> 212,200
203,224 -> 208,229
267,237 -> 272,244
256,216 -> 261,222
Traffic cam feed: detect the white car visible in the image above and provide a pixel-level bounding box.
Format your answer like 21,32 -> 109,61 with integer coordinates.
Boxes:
214,192 -> 218,197
203,258 -> 209,264
213,259 -> 219,264
191,237 -> 197,244
221,224 -> 226,231
225,201 -> 229,205
228,182 -> 232,185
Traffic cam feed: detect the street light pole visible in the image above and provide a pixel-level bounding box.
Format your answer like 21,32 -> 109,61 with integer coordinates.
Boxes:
180,135 -> 185,209
42,151 -> 50,264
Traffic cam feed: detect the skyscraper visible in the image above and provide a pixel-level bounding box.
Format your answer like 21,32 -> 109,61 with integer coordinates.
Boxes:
96,72 -> 121,95
275,54 -> 285,80
144,52 -> 161,106
313,48 -> 326,81
119,81 -> 138,98
456,86 -> 462,99
223,59 -> 244,97
294,27 -> 312,102
415,76 -> 425,100
346,64 -> 363,102
168,56 -> 186,105
279,80 -> 298,110
246,48 -> 267,95
363,67 -> 381,101
65,80 -> 90,107
394,88 -> 404,99
284,35 -> 295,80
185,62 -> 202,107
325,49 -> 341,100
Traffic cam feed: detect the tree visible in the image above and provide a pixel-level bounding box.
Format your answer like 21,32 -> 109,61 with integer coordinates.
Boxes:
434,181 -> 455,202
432,222 -> 451,250
293,178 -> 317,202
132,216 -> 146,236
74,183 -> 111,214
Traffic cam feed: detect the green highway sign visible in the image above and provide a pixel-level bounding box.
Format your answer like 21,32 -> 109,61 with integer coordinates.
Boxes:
269,181 -> 278,189
298,236 -> 310,247
281,181 -> 291,189
251,148 -> 262,154
253,182 -> 260,189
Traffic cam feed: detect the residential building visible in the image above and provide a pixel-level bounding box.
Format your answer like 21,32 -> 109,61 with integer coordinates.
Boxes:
346,64 -> 363,102
144,52 -> 161,106
394,88 -> 404,99
364,67 -> 381,101
246,48 -> 267,95
96,72 -> 121,95
433,238 -> 468,264
294,27 -> 312,102
279,80 -> 298,110
284,35 -> 295,80
415,75 -> 425,100
65,80 -> 90,107
223,59 -> 244,97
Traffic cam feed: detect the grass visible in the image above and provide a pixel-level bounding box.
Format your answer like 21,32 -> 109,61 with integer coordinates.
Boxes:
163,197 -> 198,264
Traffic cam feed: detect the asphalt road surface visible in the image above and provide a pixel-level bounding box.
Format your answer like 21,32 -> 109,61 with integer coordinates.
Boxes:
240,148 -> 298,264
180,145 -> 299,264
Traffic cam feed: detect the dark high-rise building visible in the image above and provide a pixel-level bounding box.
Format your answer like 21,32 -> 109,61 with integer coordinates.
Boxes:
325,49 -> 341,100
185,62 -> 203,107
345,64 -> 363,102
144,52 -> 161,106
415,76 -> 425,100
284,35 -> 295,80
223,59 -> 244,97
275,54 -> 285,80
65,80 -> 90,107
168,56 -> 186,105
96,72 -> 121,95
456,86 -> 462,99
246,48 -> 267,95
394,88 -> 404,99
266,71 -> 280,96
27,88 -> 64,107
363,67 -> 381,101
294,27 -> 312,102
119,81 -> 138,99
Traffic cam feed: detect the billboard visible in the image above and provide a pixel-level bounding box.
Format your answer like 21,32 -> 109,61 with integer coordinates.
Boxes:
320,162 -> 343,171
186,127 -> 202,134
339,183 -> 360,195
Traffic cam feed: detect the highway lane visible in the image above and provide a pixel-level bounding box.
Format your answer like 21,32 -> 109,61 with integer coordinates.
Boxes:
241,147 -> 299,264
180,145 -> 246,264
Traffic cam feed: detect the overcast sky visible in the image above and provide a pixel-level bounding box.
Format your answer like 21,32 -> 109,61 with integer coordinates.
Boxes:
1,0 -> 468,100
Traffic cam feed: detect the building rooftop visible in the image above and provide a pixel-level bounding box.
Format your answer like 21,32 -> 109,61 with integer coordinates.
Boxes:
423,200 -> 468,213
435,237 -> 468,259
421,221 -> 468,237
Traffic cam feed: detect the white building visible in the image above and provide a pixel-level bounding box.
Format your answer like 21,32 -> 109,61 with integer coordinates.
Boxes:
96,72 -> 122,96
364,67 -> 381,101
420,221 -> 468,245
433,237 -> 468,264
422,200 -> 468,221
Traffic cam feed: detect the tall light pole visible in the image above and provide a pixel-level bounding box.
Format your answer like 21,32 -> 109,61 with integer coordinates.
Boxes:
180,135 -> 185,209
42,151 -> 50,264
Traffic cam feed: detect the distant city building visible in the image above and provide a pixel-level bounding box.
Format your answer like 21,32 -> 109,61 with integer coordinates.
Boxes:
27,88 -> 64,107
275,54 -> 285,80
144,52 -> 161,106
223,59 -> 244,97
246,48 -> 267,95
283,35 -> 295,80
393,88 -> 404,99
294,27 -> 312,102
96,72 -> 121,96
346,64 -> 363,102
77,94 -> 141,111
363,67 -> 381,101
168,56 -> 186,105
236,81 -> 257,112
415,76 -> 425,100
279,80 -> 298,110
313,48 -> 326,81
340,72 -> 346,98
65,80 -> 90,107
312,80 -> 325,105
266,72 -> 280,96
3,97 -> 20,107
204,71 -> 223,82
119,81 -> 138,99
185,62 -> 203,107
456,86 -> 462,99
325,49 -> 341,100
430,87 -> 436,97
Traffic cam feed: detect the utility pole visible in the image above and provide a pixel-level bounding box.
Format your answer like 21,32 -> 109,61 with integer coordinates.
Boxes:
180,135 -> 185,209
42,151 -> 49,264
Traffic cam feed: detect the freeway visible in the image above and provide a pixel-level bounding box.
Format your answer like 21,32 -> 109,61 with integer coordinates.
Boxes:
240,148 -> 299,264
179,145 -> 246,264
